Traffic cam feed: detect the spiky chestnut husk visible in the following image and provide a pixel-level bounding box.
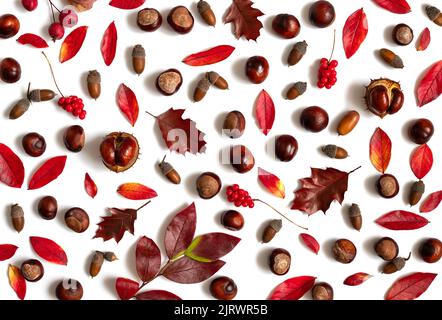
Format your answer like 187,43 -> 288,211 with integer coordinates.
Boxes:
365,78 -> 404,118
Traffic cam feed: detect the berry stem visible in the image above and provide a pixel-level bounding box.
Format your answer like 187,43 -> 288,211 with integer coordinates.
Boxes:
328,29 -> 336,62
252,198 -> 308,230
41,52 -> 64,97
136,200 -> 151,212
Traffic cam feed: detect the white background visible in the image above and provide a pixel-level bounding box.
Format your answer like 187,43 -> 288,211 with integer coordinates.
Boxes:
1,0 -> 442,300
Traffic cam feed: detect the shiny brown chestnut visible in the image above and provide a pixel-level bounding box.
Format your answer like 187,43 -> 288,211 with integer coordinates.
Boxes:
223,111 -> 246,139
333,239 -> 357,264
375,237 -> 399,261
275,135 -> 298,162
245,56 -> 269,84
392,23 -> 413,46
300,106 -> 329,132
365,79 -> 404,118
100,132 -> 139,173
409,118 -> 434,145
156,69 -> 183,96
21,259 -> 44,282
0,58 -> 21,83
196,172 -> 221,199
56,279 -> 83,300
221,210 -> 244,231
309,1 -> 335,28
38,196 -> 58,220
210,277 -> 237,300
272,14 -> 300,39
312,282 -> 334,300
376,174 -> 399,199
419,238 -> 442,263
137,8 -> 162,32
229,145 -> 255,173
167,6 -> 194,34
63,125 -> 85,153
64,207 -> 89,233
22,132 -> 46,157
0,14 -> 20,39
269,248 -> 291,275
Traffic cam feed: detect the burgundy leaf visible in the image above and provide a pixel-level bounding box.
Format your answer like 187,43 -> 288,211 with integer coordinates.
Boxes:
186,233 -> 240,261
268,276 -> 316,300
372,0 -> 411,14
84,173 -> 97,198
417,28 -> 431,51
101,21 -> 117,66
28,156 -> 67,190
115,277 -> 139,300
417,60 -> 442,107
30,236 -> 67,265
420,191 -> 442,213
182,45 -> 235,66
344,273 -> 372,286
0,143 -> 25,188
109,0 -> 145,10
385,273 -> 437,300
162,256 -> 225,284
410,144 -> 433,179
17,33 -> 49,48
116,84 -> 139,126
136,236 -> 161,283
342,8 -> 368,59
94,207 -> 139,243
299,233 -> 319,254
136,290 -> 182,300
0,244 -> 18,261
375,210 -> 429,230
255,90 -> 275,136
223,0 -> 264,41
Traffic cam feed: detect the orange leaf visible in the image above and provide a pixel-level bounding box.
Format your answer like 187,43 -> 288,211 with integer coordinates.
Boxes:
369,127 -> 391,173
59,26 -> 88,63
8,264 -> 26,300
258,167 -> 285,198
116,84 -> 139,126
117,183 -> 158,200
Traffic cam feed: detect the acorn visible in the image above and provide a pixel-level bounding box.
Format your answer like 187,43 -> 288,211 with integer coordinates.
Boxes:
132,44 -> 146,75
10,204 -> 24,233
286,81 -> 307,100
158,156 -> 181,184
104,252 -> 118,262
348,203 -> 362,231
379,49 -> 404,69
337,110 -> 360,136
89,251 -> 104,278
208,71 -> 228,90
322,144 -> 348,159
28,89 -> 56,102
287,40 -> 307,66
382,253 -> 411,274
193,75 -> 211,102
426,5 -> 442,27
409,180 -> 425,207
87,70 -> 101,100
262,219 -> 282,243
197,0 -> 216,26
9,98 -> 30,119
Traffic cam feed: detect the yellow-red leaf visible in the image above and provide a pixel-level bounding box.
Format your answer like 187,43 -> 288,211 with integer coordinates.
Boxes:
258,167 -> 285,198
344,272 -> 372,286
59,26 -> 88,63
369,127 -> 391,173
117,183 -> 158,200
8,264 -> 26,300
417,28 -> 431,51
116,84 -> 139,126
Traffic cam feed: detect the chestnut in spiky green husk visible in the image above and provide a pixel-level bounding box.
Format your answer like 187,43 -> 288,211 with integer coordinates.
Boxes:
100,132 -> 139,173
365,78 -> 404,118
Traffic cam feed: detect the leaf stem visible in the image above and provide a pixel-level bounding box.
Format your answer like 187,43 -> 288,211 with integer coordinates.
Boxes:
41,51 -> 64,97
252,199 -> 308,230
26,82 -> 31,101
348,166 -> 362,175
136,200 -> 151,212
145,111 -> 158,119
328,29 -> 336,62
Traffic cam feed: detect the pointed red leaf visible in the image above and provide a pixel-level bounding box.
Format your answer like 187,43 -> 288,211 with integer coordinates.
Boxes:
117,183 -> 157,200
136,290 -> 181,300
59,26 -> 88,63
369,127 -> 391,174
343,8 -> 368,59
109,0 -> 145,10
17,33 -> 49,48
182,45 -> 235,66
101,21 -> 117,66
84,173 -> 97,198
186,233 -> 240,261
420,191 -> 442,213
410,144 -> 433,179
136,236 -> 161,282
375,210 -> 429,230
115,277 -> 139,300
0,244 -> 18,261
255,90 -> 275,136
372,0 -> 411,14
417,28 -> 431,51
258,167 -> 285,198
223,0 -> 264,41
162,256 -> 225,284
268,276 -> 316,300
299,233 -> 320,254
386,273 -> 437,300
116,84 -> 139,126
0,143 -> 25,188
344,273 -> 372,286
417,60 -> 442,107
28,156 -> 67,190
30,236 -> 67,265
8,265 -> 26,300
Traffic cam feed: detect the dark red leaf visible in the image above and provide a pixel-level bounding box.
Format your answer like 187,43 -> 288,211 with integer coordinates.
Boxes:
17,33 -> 49,48
182,45 -> 235,66
342,8 -> 368,59
410,144 -> 433,179
8,264 -> 26,300
420,191 -> 442,213
224,0 -> 264,41
268,276 -> 316,300
94,206 -> 140,243
28,156 -> 67,190
30,236 -> 67,265
255,90 -> 275,136
116,83 -> 139,127
372,0 -> 411,14
136,236 -> 161,282
136,290 -> 181,300
258,167 -> 285,198
164,203 -> 197,259
385,273 -> 437,300
117,183 -> 157,200
344,273 -> 372,286
59,26 -> 88,63
417,28 -> 431,51
162,256 -> 225,284
0,244 -> 18,261
375,210 -> 429,230
299,233 -> 320,254
417,60 -> 442,107
369,128 -> 392,174
186,233 -> 240,261
101,21 -> 117,66
115,277 -> 139,300
109,0 -> 145,10
0,143 -> 25,188
84,173 -> 97,198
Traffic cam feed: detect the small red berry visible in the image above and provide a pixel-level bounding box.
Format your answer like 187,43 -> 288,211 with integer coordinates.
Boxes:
325,83 -> 332,89
48,22 -> 65,41
226,189 -> 233,196
234,201 -> 241,207
317,81 -> 325,88
321,77 -> 328,84
72,108 -> 80,117
66,105 -> 73,112
320,58 -> 328,64
79,112 -> 86,120
249,202 -> 255,208
330,60 -> 338,67
22,0 -> 38,11
232,184 -> 239,191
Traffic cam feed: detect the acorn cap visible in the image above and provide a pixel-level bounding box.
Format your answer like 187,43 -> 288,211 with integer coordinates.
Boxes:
197,77 -> 211,92
28,89 -> 42,102
159,160 -> 174,175
269,219 -> 282,232
322,144 -> 337,158
132,44 -> 146,58
411,180 -> 425,193
349,203 -> 361,217
104,252 -> 118,262
197,0 -> 210,13
426,5 -> 440,21
207,71 -> 220,84
293,40 -> 308,55
293,82 -> 307,95
11,204 -> 24,218
88,70 -> 101,84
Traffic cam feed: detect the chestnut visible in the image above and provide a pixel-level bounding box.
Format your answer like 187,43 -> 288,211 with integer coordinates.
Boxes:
156,69 -> 183,96
38,196 -> 58,220
64,207 -> 89,233
63,125 -> 85,152
245,56 -> 269,84
409,118 -> 434,145
333,239 -> 356,264
365,78 -> 404,118
223,111 -> 246,139
309,1 -> 335,28
137,8 -> 162,32
210,276 -> 237,300
167,6 -> 194,34
22,132 -> 46,157
229,145 -> 255,173
392,23 -> 413,46
312,282 -> 334,300
56,279 -> 83,300
375,237 -> 399,261
275,134 -> 298,162
196,172 -> 221,199
0,14 -> 20,39
376,174 -> 399,199
0,58 -> 21,83
100,132 -> 139,173
20,259 -> 44,282
221,210 -> 244,231
300,106 -> 329,132
272,14 -> 300,39
419,238 -> 442,263
269,248 -> 291,275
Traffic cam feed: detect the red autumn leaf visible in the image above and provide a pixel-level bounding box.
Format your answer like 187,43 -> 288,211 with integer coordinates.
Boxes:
117,183 -> 157,200
292,167 -> 356,215
372,0 -> 411,14
417,28 -> 431,51
136,236 -> 161,282
375,210 -> 429,230
28,156 -> 67,190
164,203 -> 196,259
344,273 -> 372,286
182,45 -> 235,66
162,256 -> 225,284
115,277 -> 139,300
255,90 -> 275,136
0,244 -> 18,261
369,127 -> 391,174
420,191 -> 442,213
268,276 -> 316,300
155,108 -> 206,155
299,233 -> 320,254
417,60 -> 442,107
385,272 -> 437,300
116,84 -> 139,127
342,8 -> 368,59
30,236 -> 68,265
185,233 -> 240,261
17,33 -> 49,48
84,173 -> 97,198
59,26 -> 88,63
410,144 -> 433,180
224,0 -> 264,41
109,0 -> 145,10
258,167 -> 285,198
0,143 -> 25,188
136,290 -> 181,300
8,265 -> 26,300
101,21 -> 117,66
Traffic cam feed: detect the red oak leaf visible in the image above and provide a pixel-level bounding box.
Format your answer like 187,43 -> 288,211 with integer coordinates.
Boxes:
223,0 -> 264,41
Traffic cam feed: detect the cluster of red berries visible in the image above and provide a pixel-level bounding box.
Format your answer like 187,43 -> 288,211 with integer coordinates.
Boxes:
226,184 -> 255,208
317,58 -> 338,89
58,96 -> 87,120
